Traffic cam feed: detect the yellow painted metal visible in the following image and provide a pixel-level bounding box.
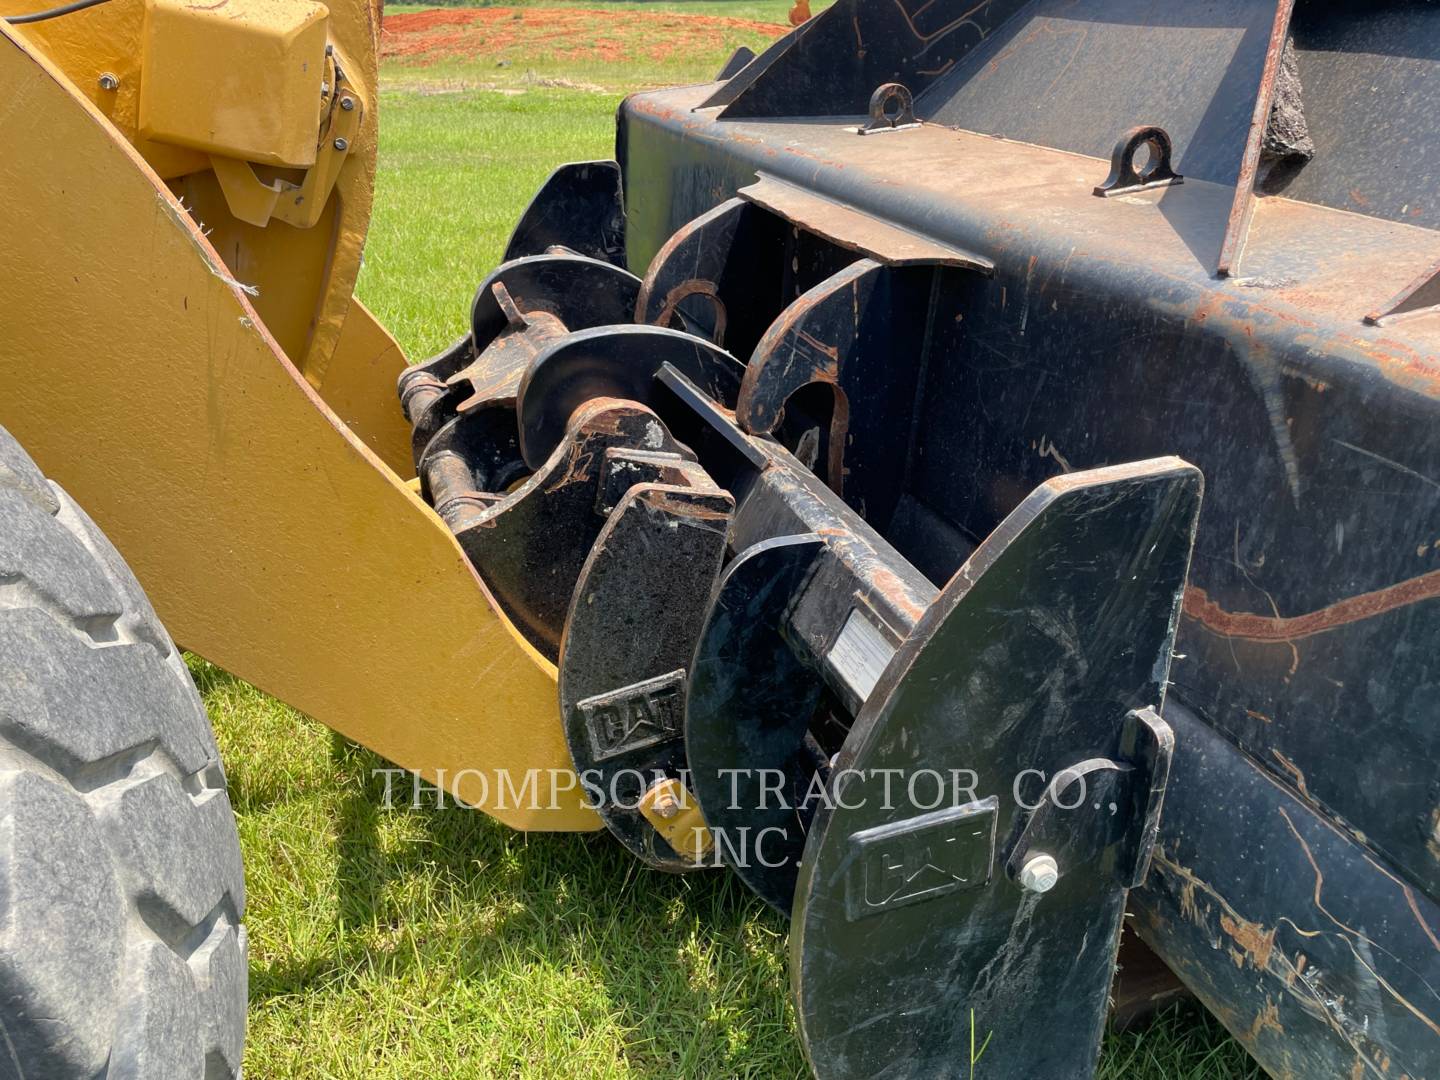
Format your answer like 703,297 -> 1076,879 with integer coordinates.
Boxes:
0,0 -> 207,178
638,779 -> 716,861
138,0 -> 329,168
207,75 -> 366,230
1,0 -> 380,394
0,24 -> 601,831
322,298 -> 418,477
203,40 -> 369,231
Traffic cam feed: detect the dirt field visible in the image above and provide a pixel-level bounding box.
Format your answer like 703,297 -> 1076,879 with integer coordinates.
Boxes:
381,6 -> 788,67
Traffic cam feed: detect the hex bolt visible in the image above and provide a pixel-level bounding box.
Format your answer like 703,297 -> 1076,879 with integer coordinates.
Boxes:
333,137 -> 349,152
98,72 -> 119,91
340,97 -> 356,111
651,790 -> 681,819
1018,853 -> 1060,894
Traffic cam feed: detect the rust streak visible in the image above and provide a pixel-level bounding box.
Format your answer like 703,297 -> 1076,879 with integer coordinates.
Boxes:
1271,749 -> 1312,800
1183,570 -> 1440,643
1222,911 -> 1278,971
1278,807 -> 1380,949
1155,853 -> 1426,1065
796,329 -> 840,372
1247,998 -> 1285,1041
656,279 -> 726,346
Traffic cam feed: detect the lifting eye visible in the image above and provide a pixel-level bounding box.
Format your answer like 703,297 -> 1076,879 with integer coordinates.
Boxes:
862,82 -> 918,134
1093,124 -> 1184,197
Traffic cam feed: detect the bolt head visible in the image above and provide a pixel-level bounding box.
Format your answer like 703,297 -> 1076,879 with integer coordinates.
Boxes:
340,96 -> 355,111
98,72 -> 119,91
333,137 -> 349,151
1019,853 -> 1060,894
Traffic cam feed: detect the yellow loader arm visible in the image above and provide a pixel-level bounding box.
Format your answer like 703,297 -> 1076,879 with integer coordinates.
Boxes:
0,0 -> 598,829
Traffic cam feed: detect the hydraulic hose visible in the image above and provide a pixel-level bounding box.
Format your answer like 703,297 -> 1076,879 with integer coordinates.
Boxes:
5,0 -> 115,25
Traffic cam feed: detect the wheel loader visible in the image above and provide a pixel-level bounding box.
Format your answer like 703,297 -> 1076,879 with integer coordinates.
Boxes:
1,0 -> 1438,1075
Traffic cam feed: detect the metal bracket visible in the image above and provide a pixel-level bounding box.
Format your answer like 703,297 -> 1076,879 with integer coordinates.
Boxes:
716,45 -> 757,82
432,400 -> 693,660
859,82 -> 919,135
208,46 -> 366,229
517,325 -> 746,468
1118,706 -> 1175,887
1001,706 -> 1175,893
503,160 -> 626,267
638,777 -> 716,861
561,477 -> 733,871
790,458 -> 1201,1079
1364,254 -> 1440,326
1093,124 -> 1183,197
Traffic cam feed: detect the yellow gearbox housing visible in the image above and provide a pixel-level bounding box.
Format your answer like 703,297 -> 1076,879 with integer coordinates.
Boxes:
139,0 -> 330,168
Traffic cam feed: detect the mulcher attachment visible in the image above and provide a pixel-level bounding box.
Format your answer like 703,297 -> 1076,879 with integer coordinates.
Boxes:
398,163 -> 1204,1077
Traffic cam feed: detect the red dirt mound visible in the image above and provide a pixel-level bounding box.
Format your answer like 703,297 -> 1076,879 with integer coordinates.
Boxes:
381,6 -> 787,66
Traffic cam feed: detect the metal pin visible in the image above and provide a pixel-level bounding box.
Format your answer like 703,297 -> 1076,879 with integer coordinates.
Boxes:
333,138 -> 349,152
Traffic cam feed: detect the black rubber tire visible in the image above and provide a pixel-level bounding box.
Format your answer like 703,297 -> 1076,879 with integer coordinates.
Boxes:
0,426 -> 247,1079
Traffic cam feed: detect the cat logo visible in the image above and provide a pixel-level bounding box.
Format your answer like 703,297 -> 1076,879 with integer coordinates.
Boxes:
578,669 -> 687,762
845,797 -> 998,920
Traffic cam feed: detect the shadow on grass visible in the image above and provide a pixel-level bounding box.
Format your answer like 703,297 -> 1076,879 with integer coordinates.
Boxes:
241,731 -> 802,1076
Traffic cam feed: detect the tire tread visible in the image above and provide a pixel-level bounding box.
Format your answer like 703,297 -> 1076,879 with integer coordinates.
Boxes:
0,428 -> 246,1080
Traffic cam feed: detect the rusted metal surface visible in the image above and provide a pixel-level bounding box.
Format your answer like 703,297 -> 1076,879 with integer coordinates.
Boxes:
634,197 -> 773,350
619,88 -> 1440,349
399,253 -> 642,465
516,325 -> 747,467
1137,705 -> 1440,1080
437,399 -> 691,660
1366,254 -> 1440,328
736,258 -> 932,523
613,11 -> 1440,1066
1217,0 -> 1296,276
632,195 -> 869,362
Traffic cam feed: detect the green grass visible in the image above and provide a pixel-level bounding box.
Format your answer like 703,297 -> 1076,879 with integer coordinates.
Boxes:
358,89 -> 621,356
206,647 -> 1261,1079
212,8 -> 1265,1076
199,658 -> 804,1078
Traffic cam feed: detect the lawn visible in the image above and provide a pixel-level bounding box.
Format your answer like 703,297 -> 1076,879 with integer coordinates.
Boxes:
207,4 -> 1265,1076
